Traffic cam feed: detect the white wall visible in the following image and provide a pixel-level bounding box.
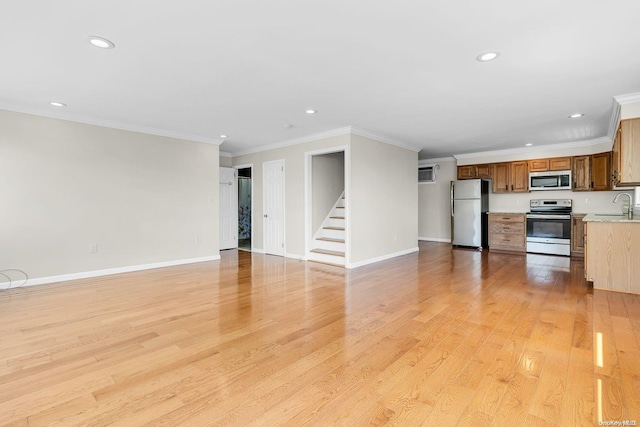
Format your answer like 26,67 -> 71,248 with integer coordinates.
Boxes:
0,109 -> 219,285
219,154 -> 232,167
349,134 -> 418,265
232,134 -> 350,257
312,152 -> 345,232
418,159 -> 456,242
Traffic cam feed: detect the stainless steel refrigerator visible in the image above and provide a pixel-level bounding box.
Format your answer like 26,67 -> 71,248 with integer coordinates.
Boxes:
450,179 -> 489,248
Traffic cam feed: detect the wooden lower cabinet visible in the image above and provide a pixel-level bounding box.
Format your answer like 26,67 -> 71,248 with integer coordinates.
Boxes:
585,221 -> 640,293
571,214 -> 586,257
488,213 -> 526,253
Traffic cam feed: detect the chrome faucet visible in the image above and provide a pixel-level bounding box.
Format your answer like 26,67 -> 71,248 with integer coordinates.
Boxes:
613,192 -> 633,218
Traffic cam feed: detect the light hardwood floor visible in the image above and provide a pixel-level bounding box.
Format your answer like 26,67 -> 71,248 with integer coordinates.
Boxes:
1,242 -> 638,426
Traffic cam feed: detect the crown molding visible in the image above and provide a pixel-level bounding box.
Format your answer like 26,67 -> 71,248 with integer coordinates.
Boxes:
349,127 -> 422,152
219,151 -> 232,157
229,126 -> 420,158
614,92 -> 640,105
0,104 -> 222,145
419,156 -> 455,165
608,98 -> 622,141
230,127 -> 353,157
454,136 -> 611,161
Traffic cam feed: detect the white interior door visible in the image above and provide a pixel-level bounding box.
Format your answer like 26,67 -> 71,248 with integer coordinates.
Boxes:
263,160 -> 285,256
219,167 -> 238,250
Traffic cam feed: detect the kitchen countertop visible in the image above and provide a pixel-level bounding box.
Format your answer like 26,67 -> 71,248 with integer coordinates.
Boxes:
583,213 -> 640,223
488,212 -> 526,215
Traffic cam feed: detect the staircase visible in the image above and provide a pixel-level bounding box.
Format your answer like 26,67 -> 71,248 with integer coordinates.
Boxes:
308,193 -> 346,266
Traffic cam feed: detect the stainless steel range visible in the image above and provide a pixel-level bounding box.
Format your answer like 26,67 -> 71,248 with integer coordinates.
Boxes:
526,199 -> 572,256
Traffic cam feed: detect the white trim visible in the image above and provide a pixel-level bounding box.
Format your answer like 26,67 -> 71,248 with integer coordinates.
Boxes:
350,127 -> 421,152
228,126 -> 420,157
285,253 -> 305,260
608,98 -> 622,142
419,157 -> 456,164
346,247 -> 419,269
251,248 -> 266,254
0,255 -> 221,289
453,136 -> 611,161
419,237 -> 452,243
220,151 -> 232,157
233,127 -> 352,157
614,92 -> 640,105
0,106 -> 222,145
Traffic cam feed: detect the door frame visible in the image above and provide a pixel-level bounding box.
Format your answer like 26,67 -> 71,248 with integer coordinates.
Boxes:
263,159 -> 286,256
219,166 -> 238,250
234,163 -> 253,252
304,145 -> 350,265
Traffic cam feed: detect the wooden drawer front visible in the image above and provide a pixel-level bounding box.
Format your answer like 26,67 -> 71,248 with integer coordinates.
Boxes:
490,233 -> 524,248
490,214 -> 524,223
490,222 -> 524,234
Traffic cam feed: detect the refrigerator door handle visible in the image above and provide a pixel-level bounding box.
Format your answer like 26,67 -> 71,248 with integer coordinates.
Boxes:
450,181 -> 454,217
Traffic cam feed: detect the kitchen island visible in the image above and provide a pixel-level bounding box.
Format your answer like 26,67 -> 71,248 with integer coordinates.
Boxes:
583,213 -> 640,294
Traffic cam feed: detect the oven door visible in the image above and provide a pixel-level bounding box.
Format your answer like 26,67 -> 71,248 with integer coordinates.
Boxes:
526,214 -> 571,241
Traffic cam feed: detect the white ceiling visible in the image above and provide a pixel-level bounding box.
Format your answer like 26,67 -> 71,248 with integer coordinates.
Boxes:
2,1 -> 640,159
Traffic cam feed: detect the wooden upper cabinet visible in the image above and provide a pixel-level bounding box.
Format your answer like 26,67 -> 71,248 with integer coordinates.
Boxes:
475,164 -> 493,179
492,163 -> 510,193
457,165 -> 476,180
591,152 -> 612,191
457,164 -> 492,180
491,162 -> 527,193
549,157 -> 572,171
528,157 -> 571,172
612,126 -> 621,185
573,155 -> 590,191
528,159 -> 549,172
510,161 -> 529,192
617,118 -> 640,185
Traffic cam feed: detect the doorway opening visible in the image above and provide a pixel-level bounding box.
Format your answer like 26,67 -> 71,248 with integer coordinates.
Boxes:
236,165 -> 252,251
305,147 -> 348,266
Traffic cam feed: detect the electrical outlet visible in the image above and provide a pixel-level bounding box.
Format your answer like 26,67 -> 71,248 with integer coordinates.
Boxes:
90,244 -> 98,253
585,197 -> 590,204
195,236 -> 202,244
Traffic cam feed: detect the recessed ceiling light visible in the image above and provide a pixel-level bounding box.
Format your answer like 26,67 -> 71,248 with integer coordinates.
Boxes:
569,113 -> 585,119
476,52 -> 500,62
305,109 -> 317,114
50,101 -> 66,107
219,134 -> 228,139
283,124 -> 293,129
525,143 -> 533,147
89,36 -> 115,49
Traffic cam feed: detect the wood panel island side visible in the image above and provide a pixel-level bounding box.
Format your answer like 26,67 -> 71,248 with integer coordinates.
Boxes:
583,214 -> 640,294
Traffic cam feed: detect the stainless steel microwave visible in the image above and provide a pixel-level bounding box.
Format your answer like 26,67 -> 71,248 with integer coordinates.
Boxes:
529,170 -> 572,191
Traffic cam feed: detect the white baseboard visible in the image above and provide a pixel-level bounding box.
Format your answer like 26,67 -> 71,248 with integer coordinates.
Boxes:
285,253 -> 305,261
346,247 -> 419,269
0,255 -> 221,290
251,248 -> 265,254
418,237 -> 452,243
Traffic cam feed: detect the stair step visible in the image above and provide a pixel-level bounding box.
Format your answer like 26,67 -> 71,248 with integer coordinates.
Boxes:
323,226 -> 345,231
317,237 -> 345,243
310,248 -> 345,257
